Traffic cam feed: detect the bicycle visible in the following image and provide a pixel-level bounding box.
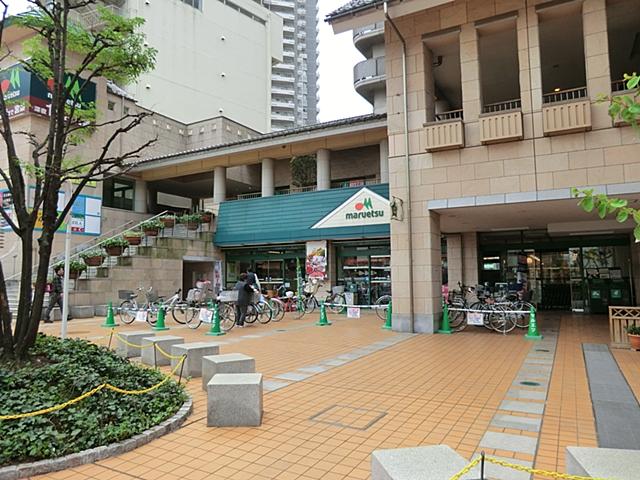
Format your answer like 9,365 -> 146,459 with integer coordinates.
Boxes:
447,284 -> 516,334
296,281 -> 346,318
119,286 -> 161,325
185,299 -> 236,331
374,294 -> 392,321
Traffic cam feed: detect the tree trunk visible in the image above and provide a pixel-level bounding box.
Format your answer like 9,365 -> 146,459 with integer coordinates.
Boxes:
0,262 -> 14,358
12,233 -> 33,356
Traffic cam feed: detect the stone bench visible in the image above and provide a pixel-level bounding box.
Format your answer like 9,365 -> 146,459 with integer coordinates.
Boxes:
94,304 -> 109,317
202,353 -> 255,390
116,331 -> 156,358
567,446 -> 640,480
170,342 -> 225,378
371,445 -> 467,480
70,305 -> 95,318
207,373 -> 263,427
141,336 -> 184,367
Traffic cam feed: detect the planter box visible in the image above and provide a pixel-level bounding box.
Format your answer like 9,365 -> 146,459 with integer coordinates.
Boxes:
186,223 -> 200,231
160,218 -> 175,228
629,334 -> 640,351
124,236 -> 142,246
83,256 -> 104,267
105,246 -> 125,257
144,228 -> 159,237
609,306 -> 640,348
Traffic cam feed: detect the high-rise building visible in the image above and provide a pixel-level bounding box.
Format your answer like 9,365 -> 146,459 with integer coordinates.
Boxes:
264,0 -> 319,130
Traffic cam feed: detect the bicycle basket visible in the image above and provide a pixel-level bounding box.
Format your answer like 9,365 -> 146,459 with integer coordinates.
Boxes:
145,289 -> 159,303
118,290 -> 134,300
218,290 -> 238,302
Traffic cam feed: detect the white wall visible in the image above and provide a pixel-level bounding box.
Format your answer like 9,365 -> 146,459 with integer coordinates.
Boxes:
126,0 -> 283,132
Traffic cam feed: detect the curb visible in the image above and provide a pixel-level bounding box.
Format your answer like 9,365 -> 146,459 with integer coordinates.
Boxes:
0,396 -> 193,480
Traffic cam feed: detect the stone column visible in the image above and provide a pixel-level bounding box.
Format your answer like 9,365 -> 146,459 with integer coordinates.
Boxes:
213,166 -> 227,204
460,23 -> 481,146
583,0 -> 612,129
261,158 -> 275,197
424,47 -> 436,121
316,149 -> 331,191
134,179 -> 147,214
446,234 -> 463,289
462,232 -> 479,286
379,138 -> 389,184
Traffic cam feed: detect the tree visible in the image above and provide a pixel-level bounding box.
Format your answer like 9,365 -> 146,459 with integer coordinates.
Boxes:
573,73 -> 640,239
0,0 -> 157,358
290,154 -> 317,188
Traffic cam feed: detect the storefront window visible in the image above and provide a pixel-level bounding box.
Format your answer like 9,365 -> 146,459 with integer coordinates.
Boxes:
103,178 -> 134,211
336,243 -> 390,305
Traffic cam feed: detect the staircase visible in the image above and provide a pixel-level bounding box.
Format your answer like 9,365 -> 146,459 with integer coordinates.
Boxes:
6,280 -> 19,316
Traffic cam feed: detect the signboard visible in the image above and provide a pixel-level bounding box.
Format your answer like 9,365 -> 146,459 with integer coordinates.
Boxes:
305,240 -> 327,280
135,310 -> 147,323
1,64 -> 96,119
311,187 -> 390,229
467,312 -> 485,326
213,261 -> 223,295
25,187 -> 101,236
347,307 -> 361,318
199,308 -> 213,323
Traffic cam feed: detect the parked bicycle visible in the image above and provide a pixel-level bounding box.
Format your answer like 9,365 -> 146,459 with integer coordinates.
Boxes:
295,280 -> 346,319
375,294 -> 392,321
119,287 -> 185,325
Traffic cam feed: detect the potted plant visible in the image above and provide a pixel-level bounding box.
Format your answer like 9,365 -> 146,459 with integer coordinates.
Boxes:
80,248 -> 105,267
200,210 -> 213,223
141,219 -> 163,236
628,325 -> 640,351
55,259 -> 87,280
103,236 -> 129,256
159,214 -> 176,228
123,230 -> 143,246
178,213 -> 202,231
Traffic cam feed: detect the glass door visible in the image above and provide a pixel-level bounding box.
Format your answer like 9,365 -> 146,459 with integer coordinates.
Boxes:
569,248 -> 585,312
540,251 -> 571,310
370,255 -> 391,300
255,260 -> 284,293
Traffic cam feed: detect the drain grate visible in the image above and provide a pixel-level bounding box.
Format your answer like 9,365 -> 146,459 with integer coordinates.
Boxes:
520,381 -> 541,386
309,404 -> 387,430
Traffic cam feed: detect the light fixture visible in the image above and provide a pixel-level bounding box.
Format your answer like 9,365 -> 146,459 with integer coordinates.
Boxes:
553,87 -> 560,92
490,227 -> 530,232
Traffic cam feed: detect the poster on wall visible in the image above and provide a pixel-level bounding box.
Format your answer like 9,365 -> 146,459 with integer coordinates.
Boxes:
305,241 -> 327,280
28,187 -> 101,236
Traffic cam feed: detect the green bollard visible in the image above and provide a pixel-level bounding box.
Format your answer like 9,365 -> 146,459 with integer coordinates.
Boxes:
316,301 -> 332,326
524,305 -> 542,340
153,306 -> 170,331
101,301 -> 119,328
437,302 -> 452,334
206,302 -> 226,336
382,300 -> 392,330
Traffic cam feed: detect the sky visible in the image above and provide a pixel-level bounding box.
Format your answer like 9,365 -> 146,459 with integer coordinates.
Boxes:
7,0 -> 372,123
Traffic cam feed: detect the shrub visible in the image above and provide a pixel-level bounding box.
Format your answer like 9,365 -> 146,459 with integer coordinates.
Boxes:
123,230 -> 143,238
177,213 -> 202,224
79,249 -> 105,260
53,259 -> 87,273
627,325 -> 640,335
140,219 -> 163,230
0,335 -> 187,466
102,236 -> 129,248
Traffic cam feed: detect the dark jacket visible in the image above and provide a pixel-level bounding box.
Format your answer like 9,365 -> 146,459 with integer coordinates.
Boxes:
246,272 -> 258,287
52,275 -> 63,295
234,280 -> 253,306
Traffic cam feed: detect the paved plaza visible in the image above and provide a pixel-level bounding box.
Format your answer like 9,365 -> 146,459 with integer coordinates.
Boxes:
31,311 -> 637,480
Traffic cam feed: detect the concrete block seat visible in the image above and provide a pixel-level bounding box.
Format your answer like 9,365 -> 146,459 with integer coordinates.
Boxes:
566,447 -> 640,480
207,373 -> 263,427
115,331 -> 156,358
371,445 -> 467,480
202,353 -> 255,390
170,342 -> 225,377
94,304 -> 109,317
70,305 -> 95,318
141,336 -> 184,367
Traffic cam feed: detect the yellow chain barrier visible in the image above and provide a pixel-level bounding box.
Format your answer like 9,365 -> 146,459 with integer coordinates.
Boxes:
112,329 -> 155,349
0,356 -> 186,421
449,455 -> 613,480
154,343 -> 186,360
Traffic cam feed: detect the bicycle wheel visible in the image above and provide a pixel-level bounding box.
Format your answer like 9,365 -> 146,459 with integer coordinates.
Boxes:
488,305 -> 516,334
448,299 -> 467,332
219,303 -> 235,332
244,304 -> 258,324
304,296 -> 316,314
513,301 -> 534,328
171,302 -> 190,324
147,304 -> 159,326
184,306 -> 202,330
327,293 -> 346,314
374,295 -> 391,321
257,303 -> 273,324
270,298 -> 285,322
119,300 -> 136,324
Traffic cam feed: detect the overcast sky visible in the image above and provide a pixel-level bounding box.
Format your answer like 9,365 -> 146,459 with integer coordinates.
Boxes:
7,0 -> 372,122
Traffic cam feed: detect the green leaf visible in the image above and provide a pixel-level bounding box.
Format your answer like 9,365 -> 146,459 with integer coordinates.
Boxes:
628,75 -> 640,90
616,209 -> 629,223
634,211 -> 640,224
597,202 -> 608,219
610,199 -> 628,209
635,224 -> 640,241
579,196 -> 594,212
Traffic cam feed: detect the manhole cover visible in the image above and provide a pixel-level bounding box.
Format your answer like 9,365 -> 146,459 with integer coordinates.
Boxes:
536,349 -> 550,352
309,404 -> 387,430
520,381 -> 541,386
276,329 -> 287,332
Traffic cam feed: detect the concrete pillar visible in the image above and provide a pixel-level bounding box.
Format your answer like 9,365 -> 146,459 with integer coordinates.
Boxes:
424,47 -> 436,122
462,232 -> 479,287
583,0 -> 612,129
460,24 -> 481,146
379,138 -> 389,184
316,149 -> 330,191
446,235 -> 463,289
261,158 -> 275,197
134,179 -> 147,214
390,210 -> 442,334
213,166 -> 227,204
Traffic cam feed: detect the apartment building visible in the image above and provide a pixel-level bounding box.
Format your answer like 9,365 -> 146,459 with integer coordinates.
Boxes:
328,0 -> 640,332
74,0 -> 283,133
353,22 -> 387,113
264,0 -> 319,130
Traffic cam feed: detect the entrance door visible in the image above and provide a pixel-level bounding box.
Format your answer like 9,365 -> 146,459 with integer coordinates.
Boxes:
540,251 -> 571,310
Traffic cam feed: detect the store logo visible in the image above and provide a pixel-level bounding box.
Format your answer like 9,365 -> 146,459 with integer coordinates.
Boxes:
1,68 -> 21,99
346,197 -> 384,220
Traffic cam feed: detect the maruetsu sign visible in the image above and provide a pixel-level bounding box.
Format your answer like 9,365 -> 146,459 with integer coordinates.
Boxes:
312,188 -> 390,229
0,64 -> 96,118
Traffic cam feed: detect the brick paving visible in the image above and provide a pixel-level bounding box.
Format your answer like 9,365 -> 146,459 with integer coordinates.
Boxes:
27,311 -> 634,479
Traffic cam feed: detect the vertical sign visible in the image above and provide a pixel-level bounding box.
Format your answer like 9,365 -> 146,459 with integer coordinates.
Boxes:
305,240 -> 327,280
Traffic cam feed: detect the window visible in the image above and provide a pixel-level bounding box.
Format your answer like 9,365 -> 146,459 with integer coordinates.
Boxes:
423,31 -> 463,122
606,0 -> 640,91
107,101 -> 115,111
181,0 -> 202,10
103,178 -> 134,211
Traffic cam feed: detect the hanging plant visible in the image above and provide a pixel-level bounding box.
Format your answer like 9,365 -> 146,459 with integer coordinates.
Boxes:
290,154 -> 317,188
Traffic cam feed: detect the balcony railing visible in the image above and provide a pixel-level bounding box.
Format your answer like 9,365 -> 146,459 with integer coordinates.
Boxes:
542,96 -> 591,136
231,180 -> 383,202
353,22 -> 384,40
353,57 -> 385,86
611,79 -> 634,93
542,86 -> 588,104
480,110 -> 523,145
482,99 -> 522,114
434,109 -> 463,122
424,115 -> 465,152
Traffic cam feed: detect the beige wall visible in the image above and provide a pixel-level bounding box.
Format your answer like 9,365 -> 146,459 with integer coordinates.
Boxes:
383,0 -> 640,331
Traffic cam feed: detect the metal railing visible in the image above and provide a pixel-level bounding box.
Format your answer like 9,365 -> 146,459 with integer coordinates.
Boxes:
331,178 -> 381,189
542,86 -> 587,104
236,192 -> 262,200
230,180 -> 385,202
434,109 -> 464,122
353,57 -> 386,85
353,22 -> 384,41
482,99 -> 522,114
611,79 -> 633,93
275,185 -> 317,196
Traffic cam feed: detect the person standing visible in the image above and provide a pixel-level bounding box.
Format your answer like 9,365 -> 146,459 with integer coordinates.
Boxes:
234,272 -> 253,328
45,266 -> 70,323
247,267 -> 261,293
